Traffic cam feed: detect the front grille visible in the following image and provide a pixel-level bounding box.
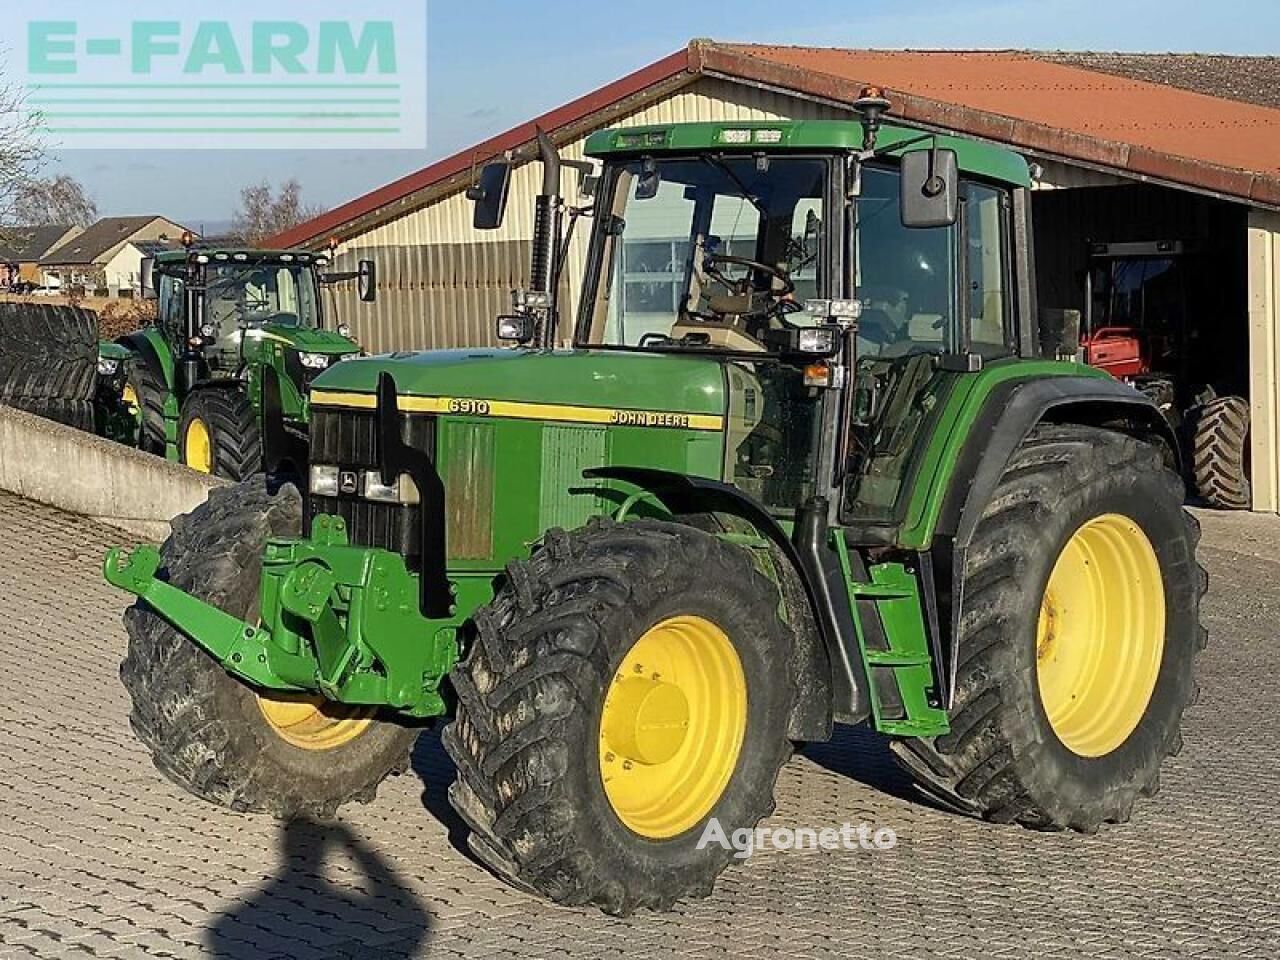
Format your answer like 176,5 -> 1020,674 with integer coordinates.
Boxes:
307,408 -> 436,564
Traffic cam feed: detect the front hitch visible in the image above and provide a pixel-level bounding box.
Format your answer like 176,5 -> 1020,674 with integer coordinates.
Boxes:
104,546 -> 308,691
104,517 -> 458,718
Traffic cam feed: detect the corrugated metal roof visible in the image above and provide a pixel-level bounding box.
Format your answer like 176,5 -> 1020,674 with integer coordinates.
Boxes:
270,41 -> 1280,248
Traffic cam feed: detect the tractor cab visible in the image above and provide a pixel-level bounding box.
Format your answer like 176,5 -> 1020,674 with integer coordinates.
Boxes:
505,116 -> 1035,536
146,248 -> 369,384
1083,240 -> 1192,404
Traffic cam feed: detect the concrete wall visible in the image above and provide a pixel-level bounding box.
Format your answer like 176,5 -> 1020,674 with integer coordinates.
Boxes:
0,405 -> 226,541
1248,208 -> 1280,514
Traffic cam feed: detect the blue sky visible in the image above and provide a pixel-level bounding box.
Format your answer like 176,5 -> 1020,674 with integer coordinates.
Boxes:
31,0 -> 1280,229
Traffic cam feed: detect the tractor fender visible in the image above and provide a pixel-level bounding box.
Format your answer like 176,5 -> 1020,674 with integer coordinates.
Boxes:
116,329 -> 176,395
938,374 -> 1181,549
931,374 -> 1181,708
584,466 -> 836,742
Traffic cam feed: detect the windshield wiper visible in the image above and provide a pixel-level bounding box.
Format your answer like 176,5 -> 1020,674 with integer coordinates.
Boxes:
703,156 -> 766,216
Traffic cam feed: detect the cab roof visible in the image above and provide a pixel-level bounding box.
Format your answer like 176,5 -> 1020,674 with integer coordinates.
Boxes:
152,248 -> 329,265
584,120 -> 1031,187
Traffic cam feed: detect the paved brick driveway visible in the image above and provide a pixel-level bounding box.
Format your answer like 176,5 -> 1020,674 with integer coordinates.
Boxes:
0,492 -> 1276,959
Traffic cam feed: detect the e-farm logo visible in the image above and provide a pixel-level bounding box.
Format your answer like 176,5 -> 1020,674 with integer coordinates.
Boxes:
14,1 -> 426,149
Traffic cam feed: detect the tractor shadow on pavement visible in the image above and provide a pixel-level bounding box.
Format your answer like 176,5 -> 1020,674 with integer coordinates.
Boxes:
799,725 -> 950,811
412,730 -> 472,857
205,818 -> 432,959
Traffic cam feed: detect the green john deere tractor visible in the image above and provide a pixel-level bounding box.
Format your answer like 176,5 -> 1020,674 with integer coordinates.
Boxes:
115,245 -> 377,479
105,92 -> 1206,915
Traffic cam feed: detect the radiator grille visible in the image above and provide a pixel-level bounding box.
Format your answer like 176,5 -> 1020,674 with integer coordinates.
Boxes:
307,408 -> 435,562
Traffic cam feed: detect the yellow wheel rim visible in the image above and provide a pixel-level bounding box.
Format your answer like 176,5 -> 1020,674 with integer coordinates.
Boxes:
184,417 -> 213,474
598,615 -> 747,839
256,692 -> 376,751
121,384 -> 139,413
1036,513 -> 1165,758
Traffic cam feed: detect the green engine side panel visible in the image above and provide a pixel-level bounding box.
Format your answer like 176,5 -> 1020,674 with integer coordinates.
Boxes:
897,360 -> 1111,550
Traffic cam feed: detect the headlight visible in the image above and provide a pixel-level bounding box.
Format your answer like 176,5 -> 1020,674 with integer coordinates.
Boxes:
361,471 -> 420,505
309,464 -> 340,497
797,327 -> 839,355
298,352 -> 331,370
96,357 -> 120,376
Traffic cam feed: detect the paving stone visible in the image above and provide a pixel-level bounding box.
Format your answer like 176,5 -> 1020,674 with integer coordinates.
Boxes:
0,493 -> 1277,959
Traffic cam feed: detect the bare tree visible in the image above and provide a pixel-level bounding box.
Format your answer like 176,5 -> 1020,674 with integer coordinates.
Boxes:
0,64 -> 45,236
9,175 -> 98,227
231,178 -> 326,246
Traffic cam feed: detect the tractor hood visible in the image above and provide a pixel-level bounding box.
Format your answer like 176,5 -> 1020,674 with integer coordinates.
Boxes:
247,322 -> 358,356
310,349 -> 727,419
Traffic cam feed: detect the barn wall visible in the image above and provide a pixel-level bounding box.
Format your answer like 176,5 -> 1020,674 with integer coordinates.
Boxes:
1248,209 -> 1280,513
324,77 -> 843,353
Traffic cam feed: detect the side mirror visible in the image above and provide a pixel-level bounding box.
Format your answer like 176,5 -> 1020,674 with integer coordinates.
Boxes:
468,161 -> 513,230
357,260 -> 377,303
635,159 -> 661,201
900,148 -> 959,228
139,258 -> 157,300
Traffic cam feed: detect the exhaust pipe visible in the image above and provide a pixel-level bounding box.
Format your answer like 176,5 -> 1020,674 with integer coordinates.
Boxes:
529,127 -> 563,346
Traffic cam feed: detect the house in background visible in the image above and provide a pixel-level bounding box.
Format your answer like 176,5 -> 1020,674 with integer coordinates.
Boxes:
39,216 -> 189,295
0,225 -> 83,289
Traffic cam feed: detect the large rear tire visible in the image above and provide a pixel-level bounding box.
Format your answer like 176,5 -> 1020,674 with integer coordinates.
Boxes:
443,520 -> 794,915
891,426 -> 1205,831
179,388 -> 263,480
120,478 -> 420,818
1191,395 -> 1251,510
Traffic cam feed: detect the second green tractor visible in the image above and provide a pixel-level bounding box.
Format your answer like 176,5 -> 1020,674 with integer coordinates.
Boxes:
106,92 -> 1206,915
114,245 -> 378,479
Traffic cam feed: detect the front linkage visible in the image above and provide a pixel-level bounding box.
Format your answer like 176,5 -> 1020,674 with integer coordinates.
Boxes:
104,515 -> 456,719
105,374 -> 459,721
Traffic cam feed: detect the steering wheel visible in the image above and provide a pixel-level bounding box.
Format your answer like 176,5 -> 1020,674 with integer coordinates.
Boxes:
703,253 -> 796,299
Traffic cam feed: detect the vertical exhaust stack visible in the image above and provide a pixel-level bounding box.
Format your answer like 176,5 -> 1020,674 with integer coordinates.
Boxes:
529,128 -> 563,347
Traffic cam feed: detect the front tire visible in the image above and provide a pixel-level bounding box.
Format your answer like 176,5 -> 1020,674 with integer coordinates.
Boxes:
126,361 -> 168,456
892,426 -> 1205,831
179,388 -> 262,480
120,478 -> 420,818
443,520 -> 794,914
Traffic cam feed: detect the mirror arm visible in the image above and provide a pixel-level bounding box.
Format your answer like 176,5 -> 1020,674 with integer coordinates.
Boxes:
924,143 -> 946,198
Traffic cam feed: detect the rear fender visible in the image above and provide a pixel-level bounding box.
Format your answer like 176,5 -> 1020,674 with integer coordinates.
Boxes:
931,375 -> 1181,708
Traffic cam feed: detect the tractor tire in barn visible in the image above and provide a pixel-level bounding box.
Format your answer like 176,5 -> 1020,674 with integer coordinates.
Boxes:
1191,395 -> 1251,510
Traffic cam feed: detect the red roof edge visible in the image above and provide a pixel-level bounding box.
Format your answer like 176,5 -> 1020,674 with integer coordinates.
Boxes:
268,46 -> 697,249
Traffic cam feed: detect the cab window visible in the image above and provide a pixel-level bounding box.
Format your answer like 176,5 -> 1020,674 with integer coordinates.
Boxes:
855,166 -> 957,358
965,182 -> 1012,356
